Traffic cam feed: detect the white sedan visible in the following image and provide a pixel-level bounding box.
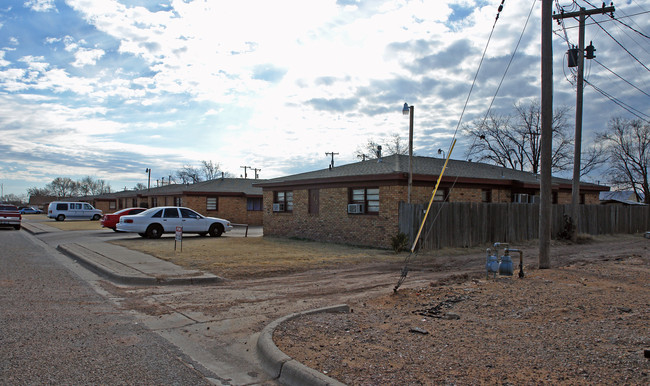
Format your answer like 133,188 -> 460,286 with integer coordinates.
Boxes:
116,206 -> 233,238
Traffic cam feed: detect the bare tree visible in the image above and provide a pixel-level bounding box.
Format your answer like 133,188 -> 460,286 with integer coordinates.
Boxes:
27,187 -> 52,197
2,193 -> 25,206
47,177 -> 79,198
464,100 -> 577,174
201,160 -> 221,180
385,133 -> 409,156
355,133 -> 409,160
133,183 -> 147,191
175,165 -> 202,184
77,176 -> 111,196
598,118 -> 650,204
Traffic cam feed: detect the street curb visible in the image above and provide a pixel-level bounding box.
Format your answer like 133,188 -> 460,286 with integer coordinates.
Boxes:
257,304 -> 349,386
56,244 -> 224,286
21,222 -> 60,235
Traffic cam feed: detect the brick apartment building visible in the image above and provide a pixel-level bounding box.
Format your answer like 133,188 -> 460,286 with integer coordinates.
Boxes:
88,178 -> 264,225
255,154 -> 608,248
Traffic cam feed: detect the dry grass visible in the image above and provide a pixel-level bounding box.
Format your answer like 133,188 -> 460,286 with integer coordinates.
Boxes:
22,214 -> 104,231
110,236 -> 403,279
46,219 -> 104,231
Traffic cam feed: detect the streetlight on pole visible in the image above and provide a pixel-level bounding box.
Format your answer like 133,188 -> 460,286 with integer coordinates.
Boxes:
403,103 -> 414,204
145,168 -> 151,190
437,148 -> 445,159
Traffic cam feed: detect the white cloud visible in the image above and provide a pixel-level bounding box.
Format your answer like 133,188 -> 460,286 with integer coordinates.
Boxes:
1,0 -> 649,194
23,0 -> 56,12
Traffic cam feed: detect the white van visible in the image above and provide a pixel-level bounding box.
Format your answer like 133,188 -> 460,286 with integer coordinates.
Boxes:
48,201 -> 103,221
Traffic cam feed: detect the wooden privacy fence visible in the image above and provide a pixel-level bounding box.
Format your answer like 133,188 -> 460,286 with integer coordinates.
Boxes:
398,202 -> 650,250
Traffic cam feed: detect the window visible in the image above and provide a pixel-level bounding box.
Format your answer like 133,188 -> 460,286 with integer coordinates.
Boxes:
275,191 -> 293,212
151,209 -> 163,218
247,197 -> 263,211
433,188 -> 448,202
481,189 -> 489,203
180,208 -> 201,219
206,197 -> 218,211
163,208 -> 179,218
151,197 -> 158,207
350,188 -> 379,214
132,198 -> 137,207
174,197 -> 182,206
309,189 -> 319,214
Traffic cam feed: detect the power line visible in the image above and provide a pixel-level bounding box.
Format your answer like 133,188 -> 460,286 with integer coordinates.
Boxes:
593,58 -> 650,98
552,28 -> 650,100
584,79 -> 650,123
581,0 -> 650,39
477,0 -> 537,144
552,10 -> 650,32
591,17 -> 650,72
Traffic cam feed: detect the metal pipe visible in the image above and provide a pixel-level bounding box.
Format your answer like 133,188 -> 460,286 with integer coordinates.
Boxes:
508,248 -> 525,278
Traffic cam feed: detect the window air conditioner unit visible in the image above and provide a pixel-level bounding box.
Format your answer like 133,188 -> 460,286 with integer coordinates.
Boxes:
272,203 -> 285,212
347,203 -> 365,214
513,193 -> 528,203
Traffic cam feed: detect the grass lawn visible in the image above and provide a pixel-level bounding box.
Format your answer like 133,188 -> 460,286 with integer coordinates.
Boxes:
110,236 -> 404,279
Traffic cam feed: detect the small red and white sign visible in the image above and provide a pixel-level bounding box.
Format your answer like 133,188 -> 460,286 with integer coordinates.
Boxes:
175,226 -> 183,241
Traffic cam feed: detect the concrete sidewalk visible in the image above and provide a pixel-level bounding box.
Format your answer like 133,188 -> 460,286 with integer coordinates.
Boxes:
22,222 -> 223,285
57,242 -> 224,285
22,221 -> 349,384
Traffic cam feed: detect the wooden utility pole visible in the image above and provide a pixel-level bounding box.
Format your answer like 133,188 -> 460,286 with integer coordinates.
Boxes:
553,5 -> 614,241
240,166 -> 251,179
325,152 -> 339,168
539,0 -> 553,269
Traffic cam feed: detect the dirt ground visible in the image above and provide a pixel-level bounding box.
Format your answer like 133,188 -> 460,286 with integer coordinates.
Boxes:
274,239 -> 650,385
91,229 -> 649,385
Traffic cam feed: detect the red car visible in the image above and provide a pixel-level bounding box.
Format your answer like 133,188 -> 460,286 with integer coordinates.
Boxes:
101,207 -> 146,231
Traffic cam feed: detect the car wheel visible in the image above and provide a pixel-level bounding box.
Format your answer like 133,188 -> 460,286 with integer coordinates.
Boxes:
92,214 -> 101,221
146,224 -> 163,239
56,214 -> 65,221
209,223 -> 224,237
14,225 -> 21,230
198,232 -> 207,237
112,228 -> 119,232
138,233 -> 147,237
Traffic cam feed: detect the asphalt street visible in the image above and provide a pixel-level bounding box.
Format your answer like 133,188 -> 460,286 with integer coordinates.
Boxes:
0,228 -> 217,384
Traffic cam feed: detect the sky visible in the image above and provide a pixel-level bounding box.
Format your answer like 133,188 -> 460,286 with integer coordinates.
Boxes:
1,0 -> 649,198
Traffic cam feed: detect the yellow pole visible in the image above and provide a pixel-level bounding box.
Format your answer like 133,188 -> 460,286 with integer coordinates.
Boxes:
410,138 -> 457,252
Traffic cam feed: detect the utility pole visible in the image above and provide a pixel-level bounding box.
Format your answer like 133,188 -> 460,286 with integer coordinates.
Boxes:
240,166 -> 251,179
539,0 -> 553,269
145,168 -> 151,190
554,4 -> 614,242
403,103 -> 414,204
252,167 -> 261,179
325,152 -> 339,168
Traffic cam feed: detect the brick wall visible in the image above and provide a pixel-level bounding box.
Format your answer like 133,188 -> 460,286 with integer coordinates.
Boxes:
183,195 -> 263,225
556,191 -> 600,205
263,186 -> 404,248
92,200 -> 113,214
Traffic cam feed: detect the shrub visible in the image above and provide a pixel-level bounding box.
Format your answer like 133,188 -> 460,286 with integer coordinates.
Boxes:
391,232 -> 409,253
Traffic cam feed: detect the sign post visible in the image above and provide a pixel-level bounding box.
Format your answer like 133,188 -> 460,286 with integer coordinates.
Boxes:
175,226 -> 183,252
